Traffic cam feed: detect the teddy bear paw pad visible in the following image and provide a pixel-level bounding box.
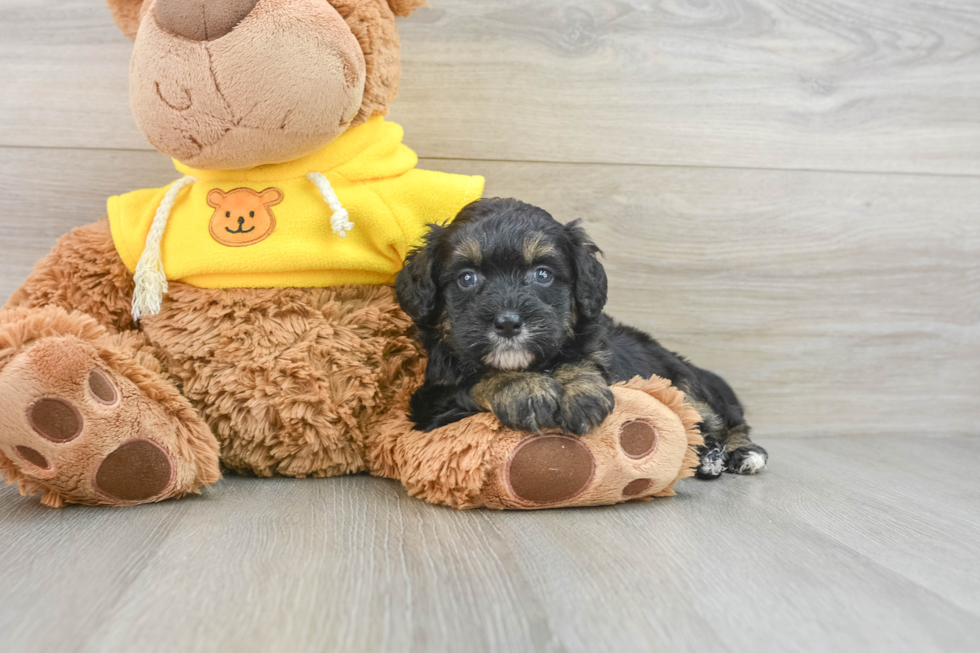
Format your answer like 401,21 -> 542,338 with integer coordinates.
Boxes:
619,420 -> 659,458
95,440 -> 174,501
15,446 -> 51,470
87,368 -> 118,405
622,478 -> 653,497
506,435 -> 595,504
28,398 -> 83,442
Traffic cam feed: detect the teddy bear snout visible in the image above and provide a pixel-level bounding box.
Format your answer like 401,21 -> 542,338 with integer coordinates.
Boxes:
155,0 -> 260,41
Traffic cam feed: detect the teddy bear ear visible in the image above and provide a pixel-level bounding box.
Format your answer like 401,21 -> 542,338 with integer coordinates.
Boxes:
387,0 -> 428,18
207,189 -> 227,209
105,0 -> 148,41
259,188 -> 284,206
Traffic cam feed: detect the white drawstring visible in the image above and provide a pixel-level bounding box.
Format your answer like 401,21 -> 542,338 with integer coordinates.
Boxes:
131,175 -> 196,322
307,172 -> 354,238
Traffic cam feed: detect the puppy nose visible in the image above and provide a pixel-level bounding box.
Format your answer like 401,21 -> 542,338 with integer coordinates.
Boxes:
155,0 -> 260,41
494,313 -> 523,338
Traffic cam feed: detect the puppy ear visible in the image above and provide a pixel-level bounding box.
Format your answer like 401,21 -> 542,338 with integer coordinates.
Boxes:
565,220 -> 608,319
396,225 -> 445,325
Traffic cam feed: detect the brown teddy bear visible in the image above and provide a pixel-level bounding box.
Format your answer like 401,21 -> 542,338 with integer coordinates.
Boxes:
0,0 -> 701,509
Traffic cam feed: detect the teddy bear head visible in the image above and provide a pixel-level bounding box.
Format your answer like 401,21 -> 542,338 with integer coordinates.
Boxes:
105,0 -> 426,170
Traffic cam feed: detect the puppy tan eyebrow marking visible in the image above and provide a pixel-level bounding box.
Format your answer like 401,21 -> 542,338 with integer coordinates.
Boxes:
523,233 -> 555,264
453,238 -> 482,264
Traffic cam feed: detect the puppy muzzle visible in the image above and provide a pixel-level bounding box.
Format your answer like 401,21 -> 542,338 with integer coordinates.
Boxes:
484,331 -> 534,370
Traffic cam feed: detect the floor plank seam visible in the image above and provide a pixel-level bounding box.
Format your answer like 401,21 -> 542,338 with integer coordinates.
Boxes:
3,144 -> 980,181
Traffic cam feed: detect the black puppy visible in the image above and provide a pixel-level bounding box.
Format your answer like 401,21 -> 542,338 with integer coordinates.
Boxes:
395,198 -> 767,477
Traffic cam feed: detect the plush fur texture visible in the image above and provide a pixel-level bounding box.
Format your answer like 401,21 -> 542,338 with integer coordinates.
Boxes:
397,198 -> 767,475
331,0 -> 416,124
106,0 -> 147,39
6,220 -> 135,333
385,0 -> 427,18
140,284 -> 427,477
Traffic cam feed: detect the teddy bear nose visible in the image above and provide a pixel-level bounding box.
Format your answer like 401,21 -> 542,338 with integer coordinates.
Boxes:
155,0 -> 260,41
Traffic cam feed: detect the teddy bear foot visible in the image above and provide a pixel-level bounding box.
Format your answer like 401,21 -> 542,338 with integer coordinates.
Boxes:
0,329 -> 220,507
500,422 -> 666,506
476,381 -> 703,509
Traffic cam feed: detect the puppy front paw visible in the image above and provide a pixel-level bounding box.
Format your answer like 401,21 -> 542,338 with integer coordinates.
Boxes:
494,385 -> 563,433
475,374 -> 563,433
559,385 -> 615,436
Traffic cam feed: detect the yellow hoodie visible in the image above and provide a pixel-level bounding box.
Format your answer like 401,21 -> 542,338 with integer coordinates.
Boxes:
107,117 -> 484,294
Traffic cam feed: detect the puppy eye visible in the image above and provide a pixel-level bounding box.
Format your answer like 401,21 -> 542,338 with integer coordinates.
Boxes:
457,270 -> 480,289
533,267 -> 554,286
225,211 -> 231,218
249,211 -> 255,218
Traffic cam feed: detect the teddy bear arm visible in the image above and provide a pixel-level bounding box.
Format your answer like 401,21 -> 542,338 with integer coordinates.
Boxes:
368,376 -> 704,510
4,218 -> 135,334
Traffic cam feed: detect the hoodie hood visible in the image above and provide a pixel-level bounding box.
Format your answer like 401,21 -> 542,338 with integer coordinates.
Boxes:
107,117 -> 484,307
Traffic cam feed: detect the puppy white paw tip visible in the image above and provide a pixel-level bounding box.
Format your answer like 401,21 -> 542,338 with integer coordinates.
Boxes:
735,450 -> 767,474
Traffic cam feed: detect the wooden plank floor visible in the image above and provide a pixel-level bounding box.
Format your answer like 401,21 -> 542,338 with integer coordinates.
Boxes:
1,1 -> 979,651
1,436 -> 978,653
4,0 -> 980,174
3,146 -> 978,438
